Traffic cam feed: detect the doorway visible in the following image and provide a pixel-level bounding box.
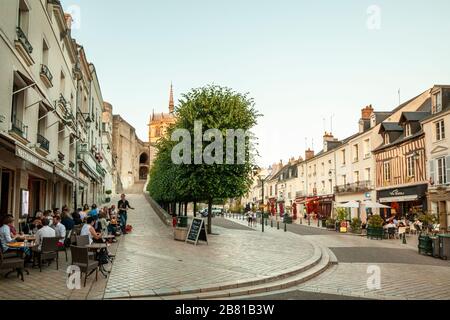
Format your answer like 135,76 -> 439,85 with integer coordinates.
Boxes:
29,177 -> 46,216
0,169 -> 14,216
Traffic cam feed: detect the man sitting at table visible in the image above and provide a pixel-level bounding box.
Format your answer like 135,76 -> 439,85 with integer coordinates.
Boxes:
0,216 -> 18,253
34,218 -> 56,252
52,215 -> 66,247
81,217 -> 103,245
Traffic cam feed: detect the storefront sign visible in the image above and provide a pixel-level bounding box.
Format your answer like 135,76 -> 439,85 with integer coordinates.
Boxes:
20,189 -> 29,218
54,167 -> 75,184
378,184 -> 427,203
15,146 -> 53,173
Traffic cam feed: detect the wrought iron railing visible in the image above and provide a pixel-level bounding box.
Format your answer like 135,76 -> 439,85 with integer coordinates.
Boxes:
37,133 -> 50,152
40,64 -> 53,84
334,180 -> 372,194
16,27 -> 33,54
11,117 -> 28,139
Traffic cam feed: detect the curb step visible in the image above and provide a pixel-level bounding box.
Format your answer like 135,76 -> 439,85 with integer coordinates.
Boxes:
143,245 -> 334,300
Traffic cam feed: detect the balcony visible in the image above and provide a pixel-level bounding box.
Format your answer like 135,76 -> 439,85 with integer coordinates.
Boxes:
9,117 -> 28,143
334,180 -> 372,194
40,64 -> 53,88
36,133 -> 50,154
15,27 -> 34,66
58,151 -> 65,164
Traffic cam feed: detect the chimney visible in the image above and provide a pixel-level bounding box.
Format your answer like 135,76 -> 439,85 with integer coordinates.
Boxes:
361,105 -> 374,120
64,14 -> 73,30
323,132 -> 335,152
305,149 -> 315,160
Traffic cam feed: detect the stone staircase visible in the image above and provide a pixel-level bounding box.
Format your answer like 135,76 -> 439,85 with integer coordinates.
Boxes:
123,181 -> 146,194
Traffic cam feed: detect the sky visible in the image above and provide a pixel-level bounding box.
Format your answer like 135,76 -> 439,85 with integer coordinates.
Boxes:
63,0 -> 450,167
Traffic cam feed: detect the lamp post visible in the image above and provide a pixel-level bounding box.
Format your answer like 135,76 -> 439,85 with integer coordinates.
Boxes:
255,168 -> 272,233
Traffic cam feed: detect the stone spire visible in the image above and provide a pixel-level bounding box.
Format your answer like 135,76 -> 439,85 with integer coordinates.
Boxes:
169,83 -> 174,114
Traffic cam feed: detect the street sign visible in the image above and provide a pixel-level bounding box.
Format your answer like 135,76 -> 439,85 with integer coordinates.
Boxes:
186,218 -> 208,246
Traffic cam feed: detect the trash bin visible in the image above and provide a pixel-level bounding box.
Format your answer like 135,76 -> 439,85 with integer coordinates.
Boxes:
177,216 -> 188,228
438,234 -> 450,260
430,236 -> 440,258
418,235 -> 432,256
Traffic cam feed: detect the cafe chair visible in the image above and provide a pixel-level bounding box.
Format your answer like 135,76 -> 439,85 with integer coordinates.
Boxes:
34,237 -> 60,272
70,246 -> 99,287
76,235 -> 95,260
0,249 -> 25,281
58,230 -> 72,262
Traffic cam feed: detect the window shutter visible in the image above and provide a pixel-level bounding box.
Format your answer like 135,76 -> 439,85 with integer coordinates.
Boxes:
446,156 -> 450,184
430,160 -> 435,184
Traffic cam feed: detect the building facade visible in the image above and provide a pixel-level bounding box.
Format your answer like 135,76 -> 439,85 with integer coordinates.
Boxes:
0,0 -> 113,225
422,85 -> 450,231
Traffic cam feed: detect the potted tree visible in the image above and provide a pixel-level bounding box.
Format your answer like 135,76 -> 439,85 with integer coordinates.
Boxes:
350,217 -> 362,234
417,213 -> 437,256
326,218 -> 336,231
336,208 -> 349,233
367,215 -> 384,240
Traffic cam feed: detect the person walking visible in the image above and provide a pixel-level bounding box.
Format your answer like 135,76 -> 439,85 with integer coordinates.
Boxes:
118,194 -> 134,234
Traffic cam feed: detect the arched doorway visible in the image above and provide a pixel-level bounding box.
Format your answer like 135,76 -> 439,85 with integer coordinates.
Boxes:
139,166 -> 148,180
139,153 -> 149,165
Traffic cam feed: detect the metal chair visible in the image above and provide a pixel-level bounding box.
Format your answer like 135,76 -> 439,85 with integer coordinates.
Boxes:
388,227 -> 396,239
0,248 -> 25,281
34,237 -> 60,272
70,246 -> 99,287
76,235 -> 90,247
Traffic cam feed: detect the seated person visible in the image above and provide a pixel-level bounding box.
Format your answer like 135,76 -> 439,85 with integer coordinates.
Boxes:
88,204 -> 99,219
61,211 -> 75,231
72,210 -> 83,225
34,218 -> 56,252
52,215 -> 66,247
0,216 -> 18,253
80,217 -> 103,245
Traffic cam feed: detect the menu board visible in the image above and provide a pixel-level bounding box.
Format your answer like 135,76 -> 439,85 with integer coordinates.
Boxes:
186,218 -> 208,246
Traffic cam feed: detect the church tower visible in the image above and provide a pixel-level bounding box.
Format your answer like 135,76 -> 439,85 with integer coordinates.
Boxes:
169,83 -> 174,114
148,83 -> 177,146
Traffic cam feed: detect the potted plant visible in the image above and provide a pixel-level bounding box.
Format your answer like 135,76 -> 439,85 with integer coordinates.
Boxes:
367,214 -> 384,240
104,190 -> 112,203
350,217 -> 362,234
417,213 -> 437,255
335,208 -> 349,232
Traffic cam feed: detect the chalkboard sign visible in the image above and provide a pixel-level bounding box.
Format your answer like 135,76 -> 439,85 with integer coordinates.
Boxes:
186,218 -> 208,246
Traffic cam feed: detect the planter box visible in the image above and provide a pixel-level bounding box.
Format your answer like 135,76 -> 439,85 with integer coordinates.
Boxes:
283,216 -> 293,224
174,227 -> 188,241
418,235 -> 433,256
367,227 -> 384,240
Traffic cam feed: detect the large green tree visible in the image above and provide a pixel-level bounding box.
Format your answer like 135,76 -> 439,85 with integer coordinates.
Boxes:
148,84 -> 260,234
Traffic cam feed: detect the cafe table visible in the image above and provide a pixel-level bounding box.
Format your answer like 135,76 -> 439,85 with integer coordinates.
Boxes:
86,243 -> 110,277
7,242 -> 37,274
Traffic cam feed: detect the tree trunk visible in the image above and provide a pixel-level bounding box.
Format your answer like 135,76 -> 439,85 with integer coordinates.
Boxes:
184,202 -> 188,216
207,199 -> 213,234
193,202 -> 197,218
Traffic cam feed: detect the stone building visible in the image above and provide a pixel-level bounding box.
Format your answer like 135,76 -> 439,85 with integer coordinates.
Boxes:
0,0 -> 110,225
148,84 -> 176,167
112,115 -> 149,193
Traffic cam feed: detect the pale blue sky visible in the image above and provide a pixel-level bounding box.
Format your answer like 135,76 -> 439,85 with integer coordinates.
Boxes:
64,0 -> 450,167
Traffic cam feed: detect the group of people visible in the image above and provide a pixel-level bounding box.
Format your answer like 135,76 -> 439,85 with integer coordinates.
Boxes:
0,194 -> 135,255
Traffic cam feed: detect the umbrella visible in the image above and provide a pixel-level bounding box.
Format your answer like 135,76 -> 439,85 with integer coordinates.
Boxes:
335,200 -> 360,208
363,200 -> 391,209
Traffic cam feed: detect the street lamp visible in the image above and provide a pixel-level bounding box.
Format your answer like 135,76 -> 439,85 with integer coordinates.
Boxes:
258,169 -> 272,233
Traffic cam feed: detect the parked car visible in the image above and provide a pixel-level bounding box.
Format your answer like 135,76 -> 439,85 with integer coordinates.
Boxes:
199,208 -> 224,217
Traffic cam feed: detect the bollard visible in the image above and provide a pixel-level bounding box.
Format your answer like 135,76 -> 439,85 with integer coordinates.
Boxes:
277,221 -> 280,230
402,233 -> 407,245
318,219 -> 320,227
271,220 -> 273,228
284,223 -> 287,232
308,218 -> 311,226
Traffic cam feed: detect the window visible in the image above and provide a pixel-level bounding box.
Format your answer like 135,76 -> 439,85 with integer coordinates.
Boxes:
313,164 -> 316,176
341,150 -> 346,165
405,124 -> 412,137
384,134 -> 390,145
321,162 -> 324,176
321,181 -> 325,191
436,120 -> 445,141
384,161 -> 391,181
437,157 -> 447,185
18,0 -> 30,35
406,155 -> 415,178
354,171 -> 360,183
42,39 -> 49,66
365,168 -> 371,181
353,144 -> 359,162
363,139 -> 370,158
342,175 -> 347,185
433,92 -> 442,114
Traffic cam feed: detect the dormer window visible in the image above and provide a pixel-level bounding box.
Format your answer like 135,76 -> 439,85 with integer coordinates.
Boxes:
384,133 -> 390,144
405,123 -> 412,137
433,92 -> 442,114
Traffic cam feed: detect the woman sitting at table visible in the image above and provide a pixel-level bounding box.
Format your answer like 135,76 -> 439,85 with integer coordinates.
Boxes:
81,217 -> 103,245
0,216 -> 18,253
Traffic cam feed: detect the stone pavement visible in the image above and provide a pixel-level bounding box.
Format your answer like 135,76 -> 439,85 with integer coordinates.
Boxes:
103,194 -> 318,299
226,216 -> 450,300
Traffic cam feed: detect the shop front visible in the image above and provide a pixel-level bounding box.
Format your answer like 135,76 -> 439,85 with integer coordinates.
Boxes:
377,184 -> 428,220
427,187 -> 450,231
53,166 -> 76,210
305,195 -> 334,219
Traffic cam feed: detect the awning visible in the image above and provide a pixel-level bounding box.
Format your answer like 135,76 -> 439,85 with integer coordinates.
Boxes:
14,71 -> 53,111
336,200 -> 360,208
363,200 -> 391,209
